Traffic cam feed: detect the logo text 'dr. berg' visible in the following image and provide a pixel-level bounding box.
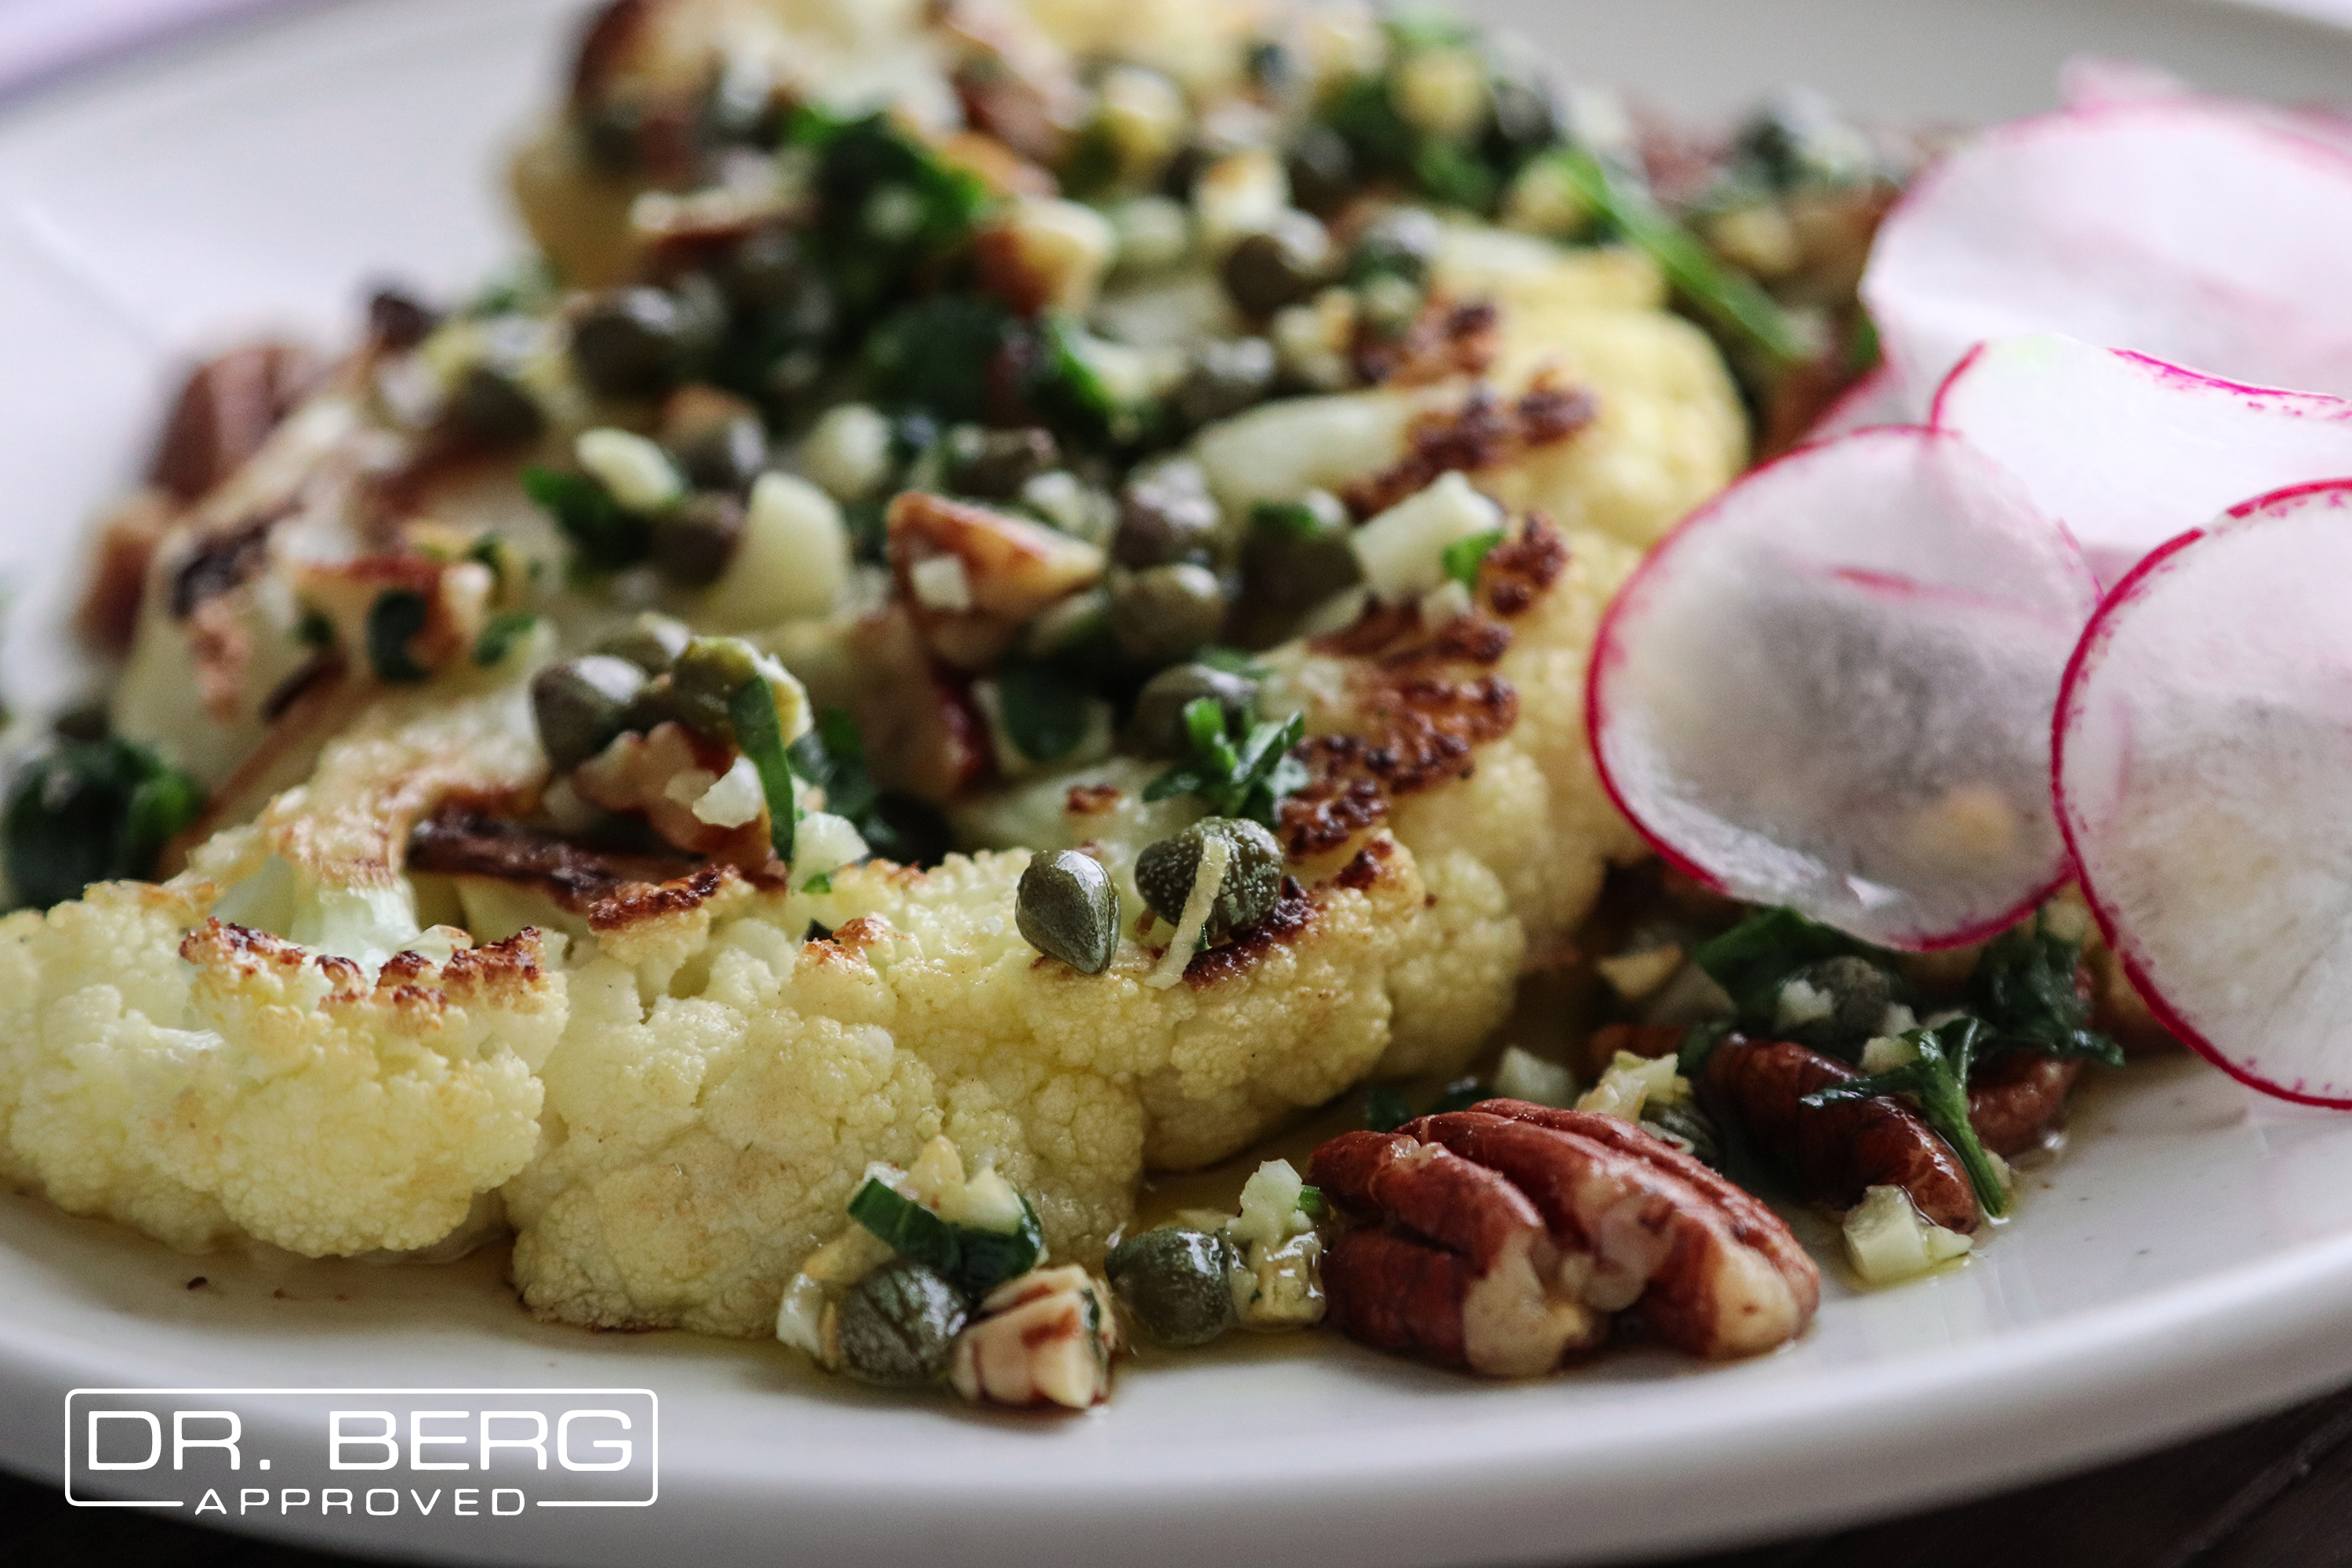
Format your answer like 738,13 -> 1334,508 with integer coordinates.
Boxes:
64,1388 -> 658,1515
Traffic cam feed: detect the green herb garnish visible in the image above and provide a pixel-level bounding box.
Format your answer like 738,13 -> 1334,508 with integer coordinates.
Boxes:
1968,920 -> 2125,1068
364,589 -> 432,684
4,739 -> 205,910
1297,1185 -> 1325,1220
996,660 -> 1093,764
470,611 -> 539,668
1800,1015 -> 2009,1218
1441,528 -> 1504,590
1694,906 -> 1880,1023
846,1178 -> 1045,1302
1548,149 -> 1806,368
724,672 -> 800,865
521,466 -> 649,574
788,707 -> 946,865
1143,699 -> 1308,829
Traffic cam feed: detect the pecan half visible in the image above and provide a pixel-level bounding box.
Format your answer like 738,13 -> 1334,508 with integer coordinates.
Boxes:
1313,1102 -> 1819,1371
1966,1051 -> 2083,1159
150,343 -> 318,502
1703,1038 -> 1978,1232
1316,1128 -> 1602,1376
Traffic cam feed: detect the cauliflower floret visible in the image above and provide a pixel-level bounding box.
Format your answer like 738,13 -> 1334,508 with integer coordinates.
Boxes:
0,677 -> 567,1257
502,835 -> 1437,1336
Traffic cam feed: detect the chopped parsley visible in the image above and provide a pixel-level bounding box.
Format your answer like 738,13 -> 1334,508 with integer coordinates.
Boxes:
846,1178 -> 1044,1302
1143,698 -> 1308,829
1800,1015 -> 2011,1218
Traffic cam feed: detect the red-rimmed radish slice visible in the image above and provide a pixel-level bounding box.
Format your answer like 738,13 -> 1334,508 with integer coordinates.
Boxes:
1933,334 -> 2352,587
2056,481 -> 2352,1105
1864,102 -> 2352,403
1589,426 -> 2100,949
1807,361 -> 1915,442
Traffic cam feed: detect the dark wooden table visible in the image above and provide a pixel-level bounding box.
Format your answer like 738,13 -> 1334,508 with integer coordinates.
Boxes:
14,1381 -> 2352,1568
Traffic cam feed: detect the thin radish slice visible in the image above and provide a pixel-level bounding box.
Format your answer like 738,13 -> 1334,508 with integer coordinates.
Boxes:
1933,334 -> 2352,587
1806,361 -> 1915,442
1589,426 -> 2100,949
1863,102 -> 2352,403
2056,481 -> 2352,1106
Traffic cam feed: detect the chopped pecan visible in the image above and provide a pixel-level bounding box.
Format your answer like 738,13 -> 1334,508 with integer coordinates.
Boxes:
1315,1129 -> 1602,1376
886,491 -> 1105,670
1966,1051 -> 2083,1159
949,1265 -> 1121,1410
1316,1105 -> 1819,1370
150,343 -> 318,502
1703,1038 -> 1979,1232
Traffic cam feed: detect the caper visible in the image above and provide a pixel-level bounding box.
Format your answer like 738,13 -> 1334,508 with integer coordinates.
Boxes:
833,1258 -> 969,1387
1112,473 -> 1222,568
664,400 -> 768,492
666,634 -> 764,741
445,363 -> 546,446
1283,123 -> 1356,215
715,225 -> 804,311
1105,1227 -> 1242,1347
1243,492 -> 1360,612
593,612 -> 693,676
1220,213 -> 1332,316
946,426 -> 1059,500
1776,954 -> 1900,1062
1642,1101 -> 1724,1171
1123,663 -> 1261,760
1134,816 -> 1284,939
1171,336 -> 1277,430
1347,206 -> 1443,287
571,287 -> 703,400
1110,564 -> 1226,666
1015,849 -> 1120,975
650,492 -> 745,588
530,655 -> 648,773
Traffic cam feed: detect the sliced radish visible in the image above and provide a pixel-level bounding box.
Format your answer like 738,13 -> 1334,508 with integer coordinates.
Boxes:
2056,480 -> 2352,1105
1864,101 -> 2352,403
1807,361 -> 1915,442
1933,334 -> 2352,586
1589,426 -> 2100,949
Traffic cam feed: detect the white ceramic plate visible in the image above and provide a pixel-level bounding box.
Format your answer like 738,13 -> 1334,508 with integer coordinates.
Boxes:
8,2 -> 2352,1563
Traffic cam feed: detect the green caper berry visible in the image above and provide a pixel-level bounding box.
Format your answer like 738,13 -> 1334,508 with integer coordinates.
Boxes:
570,288 -> 692,400
1245,493 -> 1361,612
1110,563 -> 1226,667
1172,336 -> 1277,430
1642,1101 -> 1723,1171
1777,954 -> 1900,1062
1123,663 -> 1261,760
1134,817 -> 1284,939
1112,474 -> 1222,568
833,1258 -> 969,1387
593,612 -> 693,676
530,655 -> 648,772
1015,849 -> 1120,975
445,364 -> 546,445
947,426 -> 1059,500
1221,216 -> 1330,316
671,412 -> 768,492
650,492 -> 744,588
1284,124 -> 1355,214
1105,1227 -> 1242,1347
666,635 -> 764,741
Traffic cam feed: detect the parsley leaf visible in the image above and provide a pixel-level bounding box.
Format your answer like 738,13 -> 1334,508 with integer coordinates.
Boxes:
1548,148 -> 1806,368
1800,1016 -> 2009,1218
521,466 -> 648,573
724,674 -> 800,864
470,611 -> 539,668
1695,906 -> 1883,1024
1968,921 -> 2126,1068
996,660 -> 1093,763
1143,698 -> 1308,829
787,707 -> 948,866
364,589 -> 431,684
1441,528 -> 1504,590
4,739 -> 205,911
